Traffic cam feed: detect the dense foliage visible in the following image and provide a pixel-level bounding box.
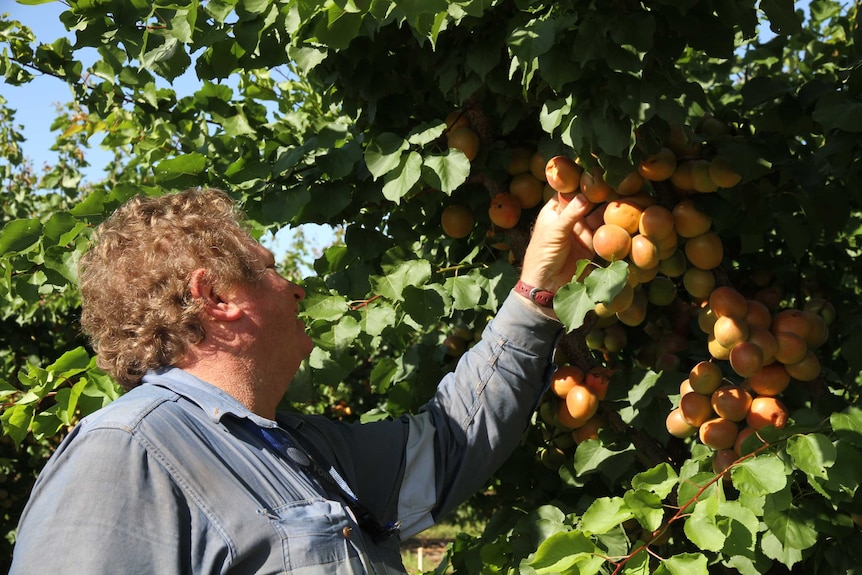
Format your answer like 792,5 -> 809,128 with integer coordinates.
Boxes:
2,0 -> 862,573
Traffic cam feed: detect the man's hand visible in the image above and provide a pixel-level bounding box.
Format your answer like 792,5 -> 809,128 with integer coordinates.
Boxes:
520,192 -> 604,296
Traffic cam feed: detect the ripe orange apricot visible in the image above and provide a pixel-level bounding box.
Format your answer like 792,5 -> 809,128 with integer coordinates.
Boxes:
747,326 -> 778,365
445,110 -> 470,131
709,286 -> 748,319
627,262 -> 659,286
746,396 -> 789,430
580,167 -> 614,203
690,360 -> 723,395
593,223 -> 633,262
507,146 -> 533,175
630,234 -> 660,269
599,282 -> 635,314
801,310 -> 829,348
713,315 -> 750,349
655,233 -> 680,261
565,383 -> 600,422
604,199 -> 644,235
745,299 -> 773,330
730,341 -> 764,378
683,268 -> 715,300
690,159 -> 718,193
616,171 -> 645,196
784,350 -> 821,382
711,385 -> 753,422
708,156 -> 742,188
616,287 -> 648,326
550,365 -> 586,399
666,407 -> 697,438
573,413 -> 605,442
509,173 -> 545,209
734,426 -> 767,456
530,152 -> 547,181
638,147 -> 677,181
557,398 -> 587,430
638,205 -> 676,240
773,331 -> 808,365
585,367 -> 612,401
488,193 -> 522,229
680,391 -> 715,427
684,231 -> 724,270
545,156 -> 582,194
670,160 -> 695,192
672,200 -> 712,238
440,205 -> 474,239
447,126 -> 480,161
680,378 -> 695,395
745,363 -> 791,396
699,417 -> 739,450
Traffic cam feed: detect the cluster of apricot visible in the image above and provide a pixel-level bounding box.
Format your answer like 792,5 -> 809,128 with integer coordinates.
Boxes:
536,364 -> 612,468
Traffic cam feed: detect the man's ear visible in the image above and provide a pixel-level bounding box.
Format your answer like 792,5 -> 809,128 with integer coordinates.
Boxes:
188,268 -> 243,322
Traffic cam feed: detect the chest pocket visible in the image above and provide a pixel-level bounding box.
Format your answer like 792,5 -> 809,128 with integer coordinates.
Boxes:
265,498 -> 364,572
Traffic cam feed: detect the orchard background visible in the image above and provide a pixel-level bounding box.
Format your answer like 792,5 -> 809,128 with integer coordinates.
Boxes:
2,0 -> 862,573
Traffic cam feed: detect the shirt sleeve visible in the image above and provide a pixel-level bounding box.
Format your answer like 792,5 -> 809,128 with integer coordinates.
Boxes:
10,425 -> 212,575
293,291 -> 562,540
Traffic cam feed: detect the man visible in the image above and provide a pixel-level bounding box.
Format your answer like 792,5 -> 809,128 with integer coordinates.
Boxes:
10,187 -> 598,574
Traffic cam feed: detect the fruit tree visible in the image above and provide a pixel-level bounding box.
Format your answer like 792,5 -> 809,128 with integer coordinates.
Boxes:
2,0 -> 862,573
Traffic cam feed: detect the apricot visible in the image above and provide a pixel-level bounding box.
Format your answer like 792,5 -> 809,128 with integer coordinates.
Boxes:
697,305 -> 718,335
690,159 -> 718,193
713,448 -> 738,478
770,309 -> 812,339
638,205 -> 676,240
745,299 -> 772,330
509,173 -> 545,209
773,331 -> 808,365
557,398 -> 587,430
550,365 -> 586,399
755,285 -> 784,311
585,367 -> 612,401
666,407 -> 697,438
648,276 -> 677,307
711,385 -> 753,422
745,363 -> 791,396
680,378 -> 695,395
539,446 -> 567,469
680,392 -> 714,427
707,335 -> 732,361
442,335 -> 468,357
627,262 -> 659,286
447,126 -> 480,161
545,156 -> 582,194
689,360 -> 723,395
573,413 -> 605,443
616,171 -> 645,196
580,167 -> 614,203
488,193 -> 522,229
747,326 -> 778,365
672,200 -> 712,238
784,350 -> 821,382
603,323 -> 628,353
600,282 -> 635,314
746,396 -> 789,430
616,288 -> 648,326
804,297 -> 836,326
604,199 -> 644,235
700,417 -> 739,450
669,160 -> 695,192
530,152 -> 548,181
565,383 -> 600,422
440,205 -> 474,239
683,268 -> 715,300
657,248 -> 686,277
730,341 -> 764,377
713,315 -> 750,349
684,231 -> 724,270
708,156 -> 742,188
655,233 -> 680,261
593,224 -> 633,262
638,147 -> 677,181
802,310 -> 829,348
734,426 -> 767,456
445,110 -> 470,131
709,286 -> 748,319
507,146 -> 533,175
630,234 -> 660,270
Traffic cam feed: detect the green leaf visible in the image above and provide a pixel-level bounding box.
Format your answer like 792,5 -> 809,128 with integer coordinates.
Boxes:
47,347 -> 92,376
1,403 -> 35,445
623,489 -> 665,533
445,275 -> 483,310
401,284 -> 446,326
760,0 -> 804,35
406,121 -> 447,147
154,152 -> 207,180
421,150 -> 472,194
573,439 -> 636,482
786,433 -> 836,480
521,530 -> 604,575
584,260 -> 629,304
813,92 -> 862,133
332,315 -> 361,349
302,292 -> 349,322
581,496 -> 632,534
832,407 -> 862,448
372,260 -> 432,302
0,218 -> 42,254
381,151 -> 422,203
731,453 -> 788,496
631,462 -> 679,499
684,495 -> 726,552
554,282 -> 594,331
654,553 -> 709,575
365,132 -> 408,179
359,302 -> 397,337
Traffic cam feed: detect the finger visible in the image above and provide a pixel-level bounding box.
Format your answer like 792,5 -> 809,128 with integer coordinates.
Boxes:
556,193 -> 593,227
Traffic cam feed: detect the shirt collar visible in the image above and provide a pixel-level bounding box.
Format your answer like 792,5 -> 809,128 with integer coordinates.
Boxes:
141,367 -> 279,429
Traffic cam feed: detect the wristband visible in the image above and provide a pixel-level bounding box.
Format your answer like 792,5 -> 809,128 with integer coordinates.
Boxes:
514,280 -> 556,308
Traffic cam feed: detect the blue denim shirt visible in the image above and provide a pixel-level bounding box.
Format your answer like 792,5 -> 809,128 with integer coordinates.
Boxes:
10,293 -> 561,574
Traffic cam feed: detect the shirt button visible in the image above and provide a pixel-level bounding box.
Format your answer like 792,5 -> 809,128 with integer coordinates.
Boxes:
342,526 -> 353,539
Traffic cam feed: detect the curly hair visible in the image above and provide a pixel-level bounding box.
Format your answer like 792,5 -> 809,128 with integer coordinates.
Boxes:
78,188 -> 263,390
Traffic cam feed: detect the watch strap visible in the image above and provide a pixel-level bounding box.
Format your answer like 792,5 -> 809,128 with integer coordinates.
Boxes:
514,280 -> 556,308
